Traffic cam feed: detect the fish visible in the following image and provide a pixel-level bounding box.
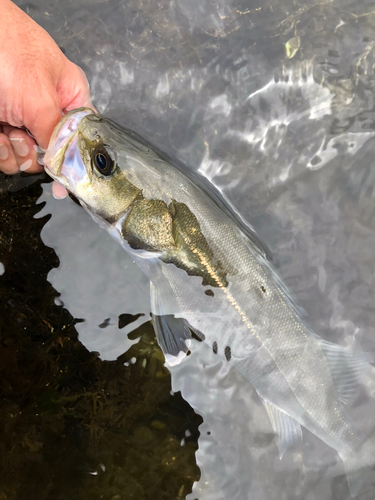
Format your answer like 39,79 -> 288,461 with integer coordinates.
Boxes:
44,107 -> 375,497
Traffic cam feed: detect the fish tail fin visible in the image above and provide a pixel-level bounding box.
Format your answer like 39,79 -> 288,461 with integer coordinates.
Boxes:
340,445 -> 375,498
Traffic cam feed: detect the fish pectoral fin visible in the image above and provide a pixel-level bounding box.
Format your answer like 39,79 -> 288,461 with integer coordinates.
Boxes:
150,282 -> 192,366
152,313 -> 192,366
261,398 -> 302,459
319,339 -> 373,405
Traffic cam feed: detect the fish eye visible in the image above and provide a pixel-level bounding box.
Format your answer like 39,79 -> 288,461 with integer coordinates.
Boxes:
92,145 -> 115,176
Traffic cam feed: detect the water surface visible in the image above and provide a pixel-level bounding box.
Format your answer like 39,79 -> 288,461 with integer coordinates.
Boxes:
2,0 -> 375,498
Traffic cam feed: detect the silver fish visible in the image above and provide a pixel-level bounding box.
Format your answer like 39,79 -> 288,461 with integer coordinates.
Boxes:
44,108 -> 375,496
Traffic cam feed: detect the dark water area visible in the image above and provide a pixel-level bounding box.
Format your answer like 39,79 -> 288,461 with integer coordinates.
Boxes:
2,0 -> 375,498
0,174 -> 201,499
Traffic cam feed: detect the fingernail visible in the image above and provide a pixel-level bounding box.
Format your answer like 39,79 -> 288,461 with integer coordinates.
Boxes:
20,159 -> 33,171
52,180 -> 69,199
10,137 -> 29,157
0,143 -> 8,160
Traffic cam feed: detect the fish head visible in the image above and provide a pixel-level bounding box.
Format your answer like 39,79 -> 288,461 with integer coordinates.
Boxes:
44,108 -> 141,221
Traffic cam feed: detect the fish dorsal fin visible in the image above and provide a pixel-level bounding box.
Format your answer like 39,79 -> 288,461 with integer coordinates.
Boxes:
319,339 -> 373,405
150,282 -> 192,366
261,398 -> 303,459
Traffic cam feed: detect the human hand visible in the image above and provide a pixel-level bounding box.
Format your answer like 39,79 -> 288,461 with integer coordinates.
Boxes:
0,0 -> 94,197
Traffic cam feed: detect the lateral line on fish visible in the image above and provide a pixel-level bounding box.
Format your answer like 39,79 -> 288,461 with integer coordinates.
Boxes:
254,256 -> 348,430
188,232 -> 348,436
183,235 -> 258,338
185,235 -> 323,433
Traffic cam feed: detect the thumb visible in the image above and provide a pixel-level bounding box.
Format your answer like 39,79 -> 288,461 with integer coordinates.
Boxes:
23,91 -> 62,150
58,63 -> 96,113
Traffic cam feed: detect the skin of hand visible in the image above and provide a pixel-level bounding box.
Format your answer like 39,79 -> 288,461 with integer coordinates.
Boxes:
0,0 -> 94,197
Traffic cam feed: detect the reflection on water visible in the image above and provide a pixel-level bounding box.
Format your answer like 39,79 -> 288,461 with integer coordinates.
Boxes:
2,0 -> 375,498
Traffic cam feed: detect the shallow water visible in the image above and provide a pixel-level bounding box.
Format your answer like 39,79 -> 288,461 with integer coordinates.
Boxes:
2,0 -> 375,498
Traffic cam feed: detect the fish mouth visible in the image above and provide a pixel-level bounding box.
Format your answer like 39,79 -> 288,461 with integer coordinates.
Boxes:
44,107 -> 95,180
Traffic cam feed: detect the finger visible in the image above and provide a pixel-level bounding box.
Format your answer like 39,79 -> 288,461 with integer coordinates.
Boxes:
2,124 -> 16,136
8,129 -> 42,174
0,133 -> 19,175
52,180 -> 69,199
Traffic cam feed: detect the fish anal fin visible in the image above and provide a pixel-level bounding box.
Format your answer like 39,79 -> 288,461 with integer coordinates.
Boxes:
261,398 -> 302,459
